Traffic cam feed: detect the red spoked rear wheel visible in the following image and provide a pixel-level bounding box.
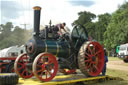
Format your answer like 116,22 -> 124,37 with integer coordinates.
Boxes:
78,41 -> 104,76
14,53 -> 33,78
33,52 -> 58,82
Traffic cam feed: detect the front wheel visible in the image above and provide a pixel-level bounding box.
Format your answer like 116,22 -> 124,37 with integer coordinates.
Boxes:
33,52 -> 58,82
14,53 -> 33,78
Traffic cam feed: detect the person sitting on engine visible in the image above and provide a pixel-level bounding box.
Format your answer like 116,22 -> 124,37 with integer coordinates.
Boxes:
53,23 -> 67,36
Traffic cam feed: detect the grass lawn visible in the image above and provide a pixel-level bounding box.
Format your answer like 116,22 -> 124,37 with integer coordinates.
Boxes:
91,69 -> 128,85
108,57 -> 121,61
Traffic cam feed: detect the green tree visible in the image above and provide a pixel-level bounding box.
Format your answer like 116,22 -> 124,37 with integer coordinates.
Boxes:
2,22 -> 13,37
95,13 -> 111,44
104,2 -> 128,49
72,11 -> 96,40
72,11 -> 111,45
0,22 -> 31,49
73,11 -> 96,25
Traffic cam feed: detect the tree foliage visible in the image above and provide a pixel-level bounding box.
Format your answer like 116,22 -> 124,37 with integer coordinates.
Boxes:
104,2 -> 128,49
0,22 -> 31,50
72,11 -> 111,45
72,11 -> 96,40
95,13 -> 111,44
73,11 -> 96,25
73,2 -> 128,50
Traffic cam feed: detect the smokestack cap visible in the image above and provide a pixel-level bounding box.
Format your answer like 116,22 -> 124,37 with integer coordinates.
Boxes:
33,6 -> 41,10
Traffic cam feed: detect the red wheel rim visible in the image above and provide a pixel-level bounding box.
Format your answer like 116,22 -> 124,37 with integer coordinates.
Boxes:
33,53 -> 58,82
83,42 -> 104,76
14,53 -> 33,78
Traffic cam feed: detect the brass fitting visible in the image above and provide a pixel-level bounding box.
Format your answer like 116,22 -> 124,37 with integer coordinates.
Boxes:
33,6 -> 41,10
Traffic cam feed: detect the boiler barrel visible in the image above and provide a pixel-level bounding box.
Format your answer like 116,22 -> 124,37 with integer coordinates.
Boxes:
44,40 -> 71,58
26,39 -> 71,59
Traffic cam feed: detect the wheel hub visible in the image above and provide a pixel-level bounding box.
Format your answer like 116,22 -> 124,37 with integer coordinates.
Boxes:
41,64 -> 51,70
42,64 -> 46,70
92,56 -> 96,61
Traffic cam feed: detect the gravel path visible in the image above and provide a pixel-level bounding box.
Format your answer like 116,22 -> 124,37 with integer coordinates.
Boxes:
107,60 -> 128,72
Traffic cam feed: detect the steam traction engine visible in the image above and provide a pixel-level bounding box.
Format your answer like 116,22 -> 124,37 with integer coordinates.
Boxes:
14,6 -> 104,82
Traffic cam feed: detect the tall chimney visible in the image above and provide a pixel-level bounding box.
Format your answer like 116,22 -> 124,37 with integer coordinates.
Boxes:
33,6 -> 41,36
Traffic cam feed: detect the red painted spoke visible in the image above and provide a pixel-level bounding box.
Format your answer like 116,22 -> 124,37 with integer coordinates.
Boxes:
84,59 -> 90,62
93,45 -> 96,55
26,71 -> 29,76
17,62 -> 24,65
37,69 -> 44,73
47,70 -> 52,76
45,71 -> 48,79
17,66 -> 24,71
48,57 -> 51,63
48,60 -> 53,64
84,56 -> 89,59
85,52 -> 91,57
93,65 -> 98,71
93,61 -> 96,64
87,63 -> 92,69
40,71 -> 43,78
90,67 -> 94,73
43,57 -> 45,64
88,46 -> 92,55
95,50 -> 102,55
21,70 -> 26,76
49,65 -> 53,70
89,63 -> 92,68
20,58 -> 25,63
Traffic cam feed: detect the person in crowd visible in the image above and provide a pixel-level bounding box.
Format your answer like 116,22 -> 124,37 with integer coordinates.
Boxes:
102,48 -> 108,76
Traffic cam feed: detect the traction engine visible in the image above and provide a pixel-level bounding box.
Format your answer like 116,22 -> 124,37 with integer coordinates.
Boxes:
14,6 -> 104,82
